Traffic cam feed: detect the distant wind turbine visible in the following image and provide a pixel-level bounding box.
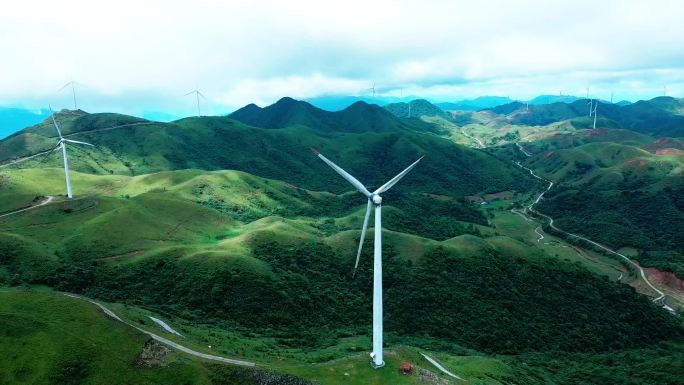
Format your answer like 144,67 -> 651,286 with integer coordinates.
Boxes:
369,83 -> 376,98
59,81 -> 78,110
591,100 -> 598,129
588,99 -> 594,117
185,86 -> 207,117
44,106 -> 95,199
313,149 -> 423,369
610,92 -> 614,104
407,101 -> 411,118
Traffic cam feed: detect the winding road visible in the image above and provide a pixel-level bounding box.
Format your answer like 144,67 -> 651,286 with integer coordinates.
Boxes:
64,293 -> 255,367
514,149 -> 666,303
516,142 -> 533,157
460,128 -> 485,148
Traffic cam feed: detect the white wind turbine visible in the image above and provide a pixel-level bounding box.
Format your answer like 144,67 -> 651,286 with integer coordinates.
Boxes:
185,86 -> 207,117
313,149 -> 423,368
591,100 -> 598,129
45,106 -> 94,199
59,81 -> 78,110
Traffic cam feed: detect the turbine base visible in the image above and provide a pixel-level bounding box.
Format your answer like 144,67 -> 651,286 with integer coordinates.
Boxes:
370,354 -> 385,369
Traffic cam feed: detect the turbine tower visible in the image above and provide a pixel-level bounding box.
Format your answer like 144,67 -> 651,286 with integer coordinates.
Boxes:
407,100 -> 412,118
313,149 -> 423,368
60,81 -> 78,110
592,100 -> 598,129
46,107 -> 94,199
185,86 -> 206,117
369,82 -> 376,97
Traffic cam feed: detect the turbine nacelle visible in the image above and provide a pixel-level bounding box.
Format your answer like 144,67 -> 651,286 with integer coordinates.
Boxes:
371,194 -> 382,205
47,107 -> 95,199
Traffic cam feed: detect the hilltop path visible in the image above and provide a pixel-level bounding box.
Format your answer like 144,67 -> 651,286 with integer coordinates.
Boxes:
63,293 -> 256,367
0,195 -> 54,219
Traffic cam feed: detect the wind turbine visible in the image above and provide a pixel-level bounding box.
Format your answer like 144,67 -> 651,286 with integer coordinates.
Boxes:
44,106 -> 94,199
369,83 -> 376,98
407,100 -> 412,118
185,86 -> 206,117
313,149 -> 423,368
59,81 -> 78,110
591,100 -> 598,129
588,99 -> 594,117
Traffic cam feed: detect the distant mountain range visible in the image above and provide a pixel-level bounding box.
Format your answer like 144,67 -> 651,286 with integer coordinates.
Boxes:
306,94 -> 632,113
0,94 -> 650,139
486,96 -> 684,137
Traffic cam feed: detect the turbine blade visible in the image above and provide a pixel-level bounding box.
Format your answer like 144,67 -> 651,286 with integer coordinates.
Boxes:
374,156 -> 424,194
314,150 -> 371,197
58,82 -> 72,91
352,200 -> 373,277
184,91 -> 195,96
63,138 -> 94,146
198,91 -> 207,100
48,106 -> 63,139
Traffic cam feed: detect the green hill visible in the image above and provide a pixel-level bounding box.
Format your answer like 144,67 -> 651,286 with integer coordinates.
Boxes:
384,99 -> 449,120
2,101 -> 684,383
1,166 -> 681,357
229,97 -> 441,134
519,136 -> 684,276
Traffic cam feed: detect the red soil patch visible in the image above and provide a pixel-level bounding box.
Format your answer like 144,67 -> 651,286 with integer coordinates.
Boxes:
646,267 -> 684,293
655,148 -> 681,155
582,128 -> 610,137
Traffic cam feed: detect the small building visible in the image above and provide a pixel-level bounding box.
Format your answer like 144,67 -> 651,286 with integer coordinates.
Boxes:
400,362 -> 413,375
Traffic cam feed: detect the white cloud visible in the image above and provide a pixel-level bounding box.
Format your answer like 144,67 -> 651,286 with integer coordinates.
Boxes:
0,0 -> 682,114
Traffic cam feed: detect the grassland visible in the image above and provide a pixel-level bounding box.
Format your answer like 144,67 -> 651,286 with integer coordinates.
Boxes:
1,100 -> 684,384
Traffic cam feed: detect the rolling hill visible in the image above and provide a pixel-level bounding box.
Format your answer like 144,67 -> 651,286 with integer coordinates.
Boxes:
1,97 -> 684,384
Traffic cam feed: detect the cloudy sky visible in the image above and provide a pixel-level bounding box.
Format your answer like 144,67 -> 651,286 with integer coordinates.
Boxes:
1,0 -> 683,116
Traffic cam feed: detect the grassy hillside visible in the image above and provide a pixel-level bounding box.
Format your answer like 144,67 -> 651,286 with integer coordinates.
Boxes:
0,289 -> 214,385
517,135 -> 684,277
0,168 -> 681,356
0,109 -> 534,200
2,101 -> 684,383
